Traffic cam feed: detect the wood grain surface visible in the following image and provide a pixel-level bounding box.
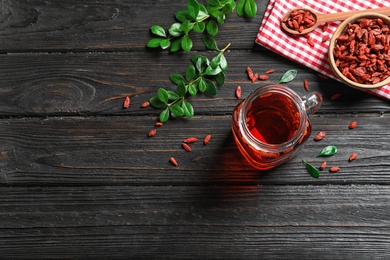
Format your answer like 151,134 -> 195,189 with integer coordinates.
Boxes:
0,0 -> 389,259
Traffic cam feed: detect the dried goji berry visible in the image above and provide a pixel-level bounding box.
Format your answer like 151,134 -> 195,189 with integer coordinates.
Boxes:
303,79 -> 309,91
349,120 -> 357,129
155,122 -> 163,127
259,74 -> 268,81
331,93 -> 342,101
148,129 -> 157,137
123,96 -> 130,109
313,131 -> 326,141
183,137 -> 197,144
169,157 -> 178,166
235,86 -> 242,99
182,142 -> 192,152
265,69 -> 275,74
203,135 -> 211,145
349,153 -> 358,162
329,166 -> 340,173
141,101 -> 150,108
319,161 -> 327,171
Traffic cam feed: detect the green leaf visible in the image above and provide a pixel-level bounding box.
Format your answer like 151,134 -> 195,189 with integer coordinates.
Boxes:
167,91 -> 180,101
206,19 -> 218,36
159,107 -> 170,123
157,88 -> 169,105
181,35 -> 193,52
204,65 -> 222,76
188,0 -> 200,20
204,78 -> 217,95
188,83 -> 198,96
222,2 -> 235,14
149,96 -> 166,109
160,39 -> 170,49
193,55 -> 209,73
168,23 -> 182,37
193,21 -> 205,33
170,104 -> 185,117
198,77 -> 207,92
303,159 -> 320,178
202,36 -> 219,51
186,65 -> 196,81
216,13 -> 225,24
207,0 -> 221,5
151,25 -> 166,37
170,38 -> 182,52
219,54 -> 227,71
197,4 -> 209,21
176,81 -> 188,97
147,38 -> 164,48
170,74 -> 186,86
278,69 -> 298,84
210,54 -> 221,69
181,21 -> 195,34
176,10 -> 190,22
244,0 -> 257,18
215,71 -> 225,86
182,101 -> 194,118
317,146 -> 338,157
236,0 -> 246,16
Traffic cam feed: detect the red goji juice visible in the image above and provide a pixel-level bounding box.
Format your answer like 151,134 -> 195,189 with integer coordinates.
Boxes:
245,92 -> 300,144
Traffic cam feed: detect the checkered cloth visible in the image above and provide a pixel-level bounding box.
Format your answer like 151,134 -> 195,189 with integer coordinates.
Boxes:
255,0 -> 390,100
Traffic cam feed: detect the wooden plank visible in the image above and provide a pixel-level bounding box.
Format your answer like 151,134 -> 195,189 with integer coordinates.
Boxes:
0,0 -> 267,52
1,52 -> 389,117
0,184 -> 389,258
0,114 -> 388,186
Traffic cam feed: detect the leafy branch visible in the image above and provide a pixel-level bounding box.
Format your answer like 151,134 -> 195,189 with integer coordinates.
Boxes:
147,0 -> 258,122
150,40 -> 230,122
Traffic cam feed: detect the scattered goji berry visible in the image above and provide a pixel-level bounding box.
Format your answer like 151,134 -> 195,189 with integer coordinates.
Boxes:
307,36 -> 315,47
313,131 -> 326,141
148,129 -> 157,137
329,166 -> 340,173
331,93 -> 342,101
349,153 -> 358,162
203,135 -> 211,145
155,122 -> 163,127
123,96 -> 130,109
251,73 -> 259,83
140,101 -> 150,108
303,79 -> 309,91
183,137 -> 197,144
321,35 -> 330,43
259,74 -> 268,81
265,69 -> 275,74
319,161 -> 327,171
349,120 -> 357,129
235,86 -> 242,99
182,142 -> 192,152
169,157 -> 178,166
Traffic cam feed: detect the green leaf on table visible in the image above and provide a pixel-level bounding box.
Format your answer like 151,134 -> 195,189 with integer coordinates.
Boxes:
157,88 -> 169,105
317,146 -> 338,157
182,101 -> 194,118
170,74 -> 186,86
222,2 -> 235,14
210,54 -> 221,69
181,21 -> 195,34
215,71 -> 225,86
187,0 -> 200,20
176,10 -> 190,22
203,36 -> 219,51
150,96 -> 165,109
151,25 -> 167,37
168,23 -> 183,37
204,78 -> 217,95
278,69 -> 297,84
170,38 -> 182,52
193,22 -> 205,33
186,65 -> 196,81
159,107 -> 170,123
219,54 -> 227,71
160,39 -> 170,49
303,159 -> 320,178
198,77 -> 207,92
206,19 -> 218,36
244,0 -> 257,18
170,104 -> 185,117
176,81 -> 188,97
188,83 -> 198,96
181,35 -> 193,52
197,4 -> 209,21
207,0 -> 222,6
204,65 -> 222,76
167,91 -> 180,101
147,38 -> 164,48
236,0 -> 245,17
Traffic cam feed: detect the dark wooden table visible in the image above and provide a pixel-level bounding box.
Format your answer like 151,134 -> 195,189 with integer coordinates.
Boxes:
1,1 -> 390,259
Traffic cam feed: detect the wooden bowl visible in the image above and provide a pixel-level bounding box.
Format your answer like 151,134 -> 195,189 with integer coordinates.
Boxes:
328,12 -> 390,89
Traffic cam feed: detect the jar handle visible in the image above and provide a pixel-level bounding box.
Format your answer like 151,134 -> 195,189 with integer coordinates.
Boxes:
302,91 -> 322,115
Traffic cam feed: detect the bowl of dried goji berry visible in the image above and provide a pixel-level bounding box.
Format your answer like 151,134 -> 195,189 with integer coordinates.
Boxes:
329,12 -> 390,89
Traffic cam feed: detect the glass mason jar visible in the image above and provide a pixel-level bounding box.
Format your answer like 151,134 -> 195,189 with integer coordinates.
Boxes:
232,84 -> 322,170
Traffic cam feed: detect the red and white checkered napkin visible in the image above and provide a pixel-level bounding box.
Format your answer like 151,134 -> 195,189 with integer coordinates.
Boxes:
255,0 -> 390,100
